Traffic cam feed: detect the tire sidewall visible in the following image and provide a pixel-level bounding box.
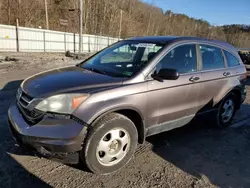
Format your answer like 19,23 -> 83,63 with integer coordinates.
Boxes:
217,93 -> 237,128
82,115 -> 138,175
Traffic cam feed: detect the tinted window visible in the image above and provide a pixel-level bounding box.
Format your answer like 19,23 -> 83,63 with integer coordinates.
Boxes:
156,44 -> 197,74
224,50 -> 240,67
200,45 -> 225,70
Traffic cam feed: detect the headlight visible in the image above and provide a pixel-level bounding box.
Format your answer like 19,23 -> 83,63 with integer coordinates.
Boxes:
35,94 -> 89,113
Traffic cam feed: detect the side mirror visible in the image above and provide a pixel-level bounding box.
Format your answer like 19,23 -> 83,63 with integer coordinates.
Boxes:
151,68 -> 179,81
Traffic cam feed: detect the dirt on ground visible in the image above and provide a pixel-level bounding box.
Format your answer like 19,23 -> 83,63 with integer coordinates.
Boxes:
1,52 -> 250,188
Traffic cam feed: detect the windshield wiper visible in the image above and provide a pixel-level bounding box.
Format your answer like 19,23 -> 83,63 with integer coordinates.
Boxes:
84,67 -> 108,75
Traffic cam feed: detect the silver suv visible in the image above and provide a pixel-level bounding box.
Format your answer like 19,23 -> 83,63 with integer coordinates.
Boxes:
8,36 -> 247,174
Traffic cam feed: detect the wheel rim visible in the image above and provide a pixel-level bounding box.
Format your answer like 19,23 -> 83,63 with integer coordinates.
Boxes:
96,128 -> 131,166
221,99 -> 234,123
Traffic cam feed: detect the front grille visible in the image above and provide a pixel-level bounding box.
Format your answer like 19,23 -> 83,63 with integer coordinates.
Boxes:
17,90 -> 33,108
17,89 -> 44,124
20,105 -> 44,119
17,103 -> 44,125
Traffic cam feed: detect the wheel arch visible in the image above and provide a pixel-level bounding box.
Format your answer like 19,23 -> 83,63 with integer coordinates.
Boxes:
215,87 -> 242,110
88,107 -> 146,144
230,87 -> 242,110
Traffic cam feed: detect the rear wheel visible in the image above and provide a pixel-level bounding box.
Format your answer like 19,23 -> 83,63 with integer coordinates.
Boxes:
216,94 -> 237,128
81,113 -> 138,174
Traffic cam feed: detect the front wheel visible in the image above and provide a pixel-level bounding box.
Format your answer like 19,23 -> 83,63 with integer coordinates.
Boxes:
216,94 -> 237,128
81,113 -> 138,174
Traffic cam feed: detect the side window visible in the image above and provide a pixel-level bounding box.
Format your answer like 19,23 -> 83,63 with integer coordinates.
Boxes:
156,44 -> 197,74
224,50 -> 240,67
200,45 -> 225,70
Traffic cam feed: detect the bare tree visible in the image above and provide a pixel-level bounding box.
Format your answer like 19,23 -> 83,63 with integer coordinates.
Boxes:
0,0 -> 249,47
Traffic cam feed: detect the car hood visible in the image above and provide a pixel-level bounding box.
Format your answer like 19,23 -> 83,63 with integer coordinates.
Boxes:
21,66 -> 125,97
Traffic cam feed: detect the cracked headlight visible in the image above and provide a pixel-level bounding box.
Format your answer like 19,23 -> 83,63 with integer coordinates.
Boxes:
35,94 -> 89,114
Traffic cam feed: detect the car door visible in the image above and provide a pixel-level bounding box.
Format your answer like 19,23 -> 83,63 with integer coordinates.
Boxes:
198,44 -> 230,112
146,44 -> 202,136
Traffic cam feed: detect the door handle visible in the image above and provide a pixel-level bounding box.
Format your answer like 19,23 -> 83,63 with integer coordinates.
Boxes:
223,72 -> 231,76
189,76 -> 200,82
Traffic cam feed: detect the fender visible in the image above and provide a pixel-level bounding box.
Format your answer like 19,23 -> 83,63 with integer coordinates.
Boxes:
82,105 -> 146,144
73,89 -> 148,143
215,84 -> 245,109
213,75 -> 243,106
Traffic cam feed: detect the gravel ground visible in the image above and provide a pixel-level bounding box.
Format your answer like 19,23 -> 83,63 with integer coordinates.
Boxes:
1,52 -> 250,188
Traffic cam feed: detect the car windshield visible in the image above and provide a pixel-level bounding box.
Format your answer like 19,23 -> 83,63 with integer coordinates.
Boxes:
80,40 -> 165,77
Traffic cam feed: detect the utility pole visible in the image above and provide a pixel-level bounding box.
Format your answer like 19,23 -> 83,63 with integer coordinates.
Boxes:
119,10 -> 123,40
16,18 -> 20,52
79,0 -> 83,53
44,0 -> 49,29
8,0 -> 11,25
17,0 -> 20,24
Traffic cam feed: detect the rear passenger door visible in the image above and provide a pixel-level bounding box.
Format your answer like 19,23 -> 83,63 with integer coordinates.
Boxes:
198,44 -> 230,112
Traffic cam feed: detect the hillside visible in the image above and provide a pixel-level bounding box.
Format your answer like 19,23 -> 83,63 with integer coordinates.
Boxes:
0,0 -> 249,47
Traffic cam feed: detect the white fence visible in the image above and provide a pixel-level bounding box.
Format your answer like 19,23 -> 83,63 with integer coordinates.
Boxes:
0,24 -> 119,53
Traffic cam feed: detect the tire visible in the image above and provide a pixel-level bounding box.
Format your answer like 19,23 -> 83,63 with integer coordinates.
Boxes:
216,93 -> 237,128
80,113 -> 138,175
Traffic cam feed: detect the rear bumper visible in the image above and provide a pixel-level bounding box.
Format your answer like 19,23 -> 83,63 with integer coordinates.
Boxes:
8,103 -> 87,164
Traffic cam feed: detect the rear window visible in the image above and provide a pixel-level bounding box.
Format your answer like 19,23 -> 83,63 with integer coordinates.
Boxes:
224,50 -> 240,67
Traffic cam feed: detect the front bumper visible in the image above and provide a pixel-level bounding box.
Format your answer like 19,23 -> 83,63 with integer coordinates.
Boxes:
8,103 -> 87,164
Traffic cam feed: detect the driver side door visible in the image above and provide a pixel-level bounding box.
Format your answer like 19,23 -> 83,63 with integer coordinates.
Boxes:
146,44 -> 202,136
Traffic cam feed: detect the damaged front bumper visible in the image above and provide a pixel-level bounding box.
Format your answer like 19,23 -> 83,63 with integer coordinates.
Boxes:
8,103 -> 88,164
